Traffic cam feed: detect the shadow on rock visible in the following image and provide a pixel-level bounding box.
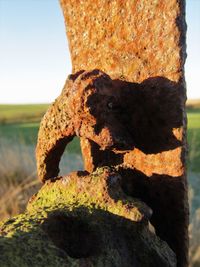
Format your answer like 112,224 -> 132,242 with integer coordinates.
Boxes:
0,207 -> 176,267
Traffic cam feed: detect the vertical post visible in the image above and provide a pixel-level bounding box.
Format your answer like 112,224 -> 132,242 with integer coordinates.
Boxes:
60,1 -> 188,266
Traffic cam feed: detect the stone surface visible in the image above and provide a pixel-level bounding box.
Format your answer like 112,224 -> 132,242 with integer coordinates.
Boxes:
0,168 -> 176,267
59,1 -> 188,266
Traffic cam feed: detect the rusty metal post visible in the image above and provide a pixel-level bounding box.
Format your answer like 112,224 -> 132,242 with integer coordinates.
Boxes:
60,1 -> 188,266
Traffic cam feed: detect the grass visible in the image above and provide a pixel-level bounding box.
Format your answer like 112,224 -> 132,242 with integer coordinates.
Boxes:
187,108 -> 200,129
0,104 -> 49,124
0,122 -> 81,153
0,122 -> 40,144
187,107 -> 200,173
0,104 -> 81,153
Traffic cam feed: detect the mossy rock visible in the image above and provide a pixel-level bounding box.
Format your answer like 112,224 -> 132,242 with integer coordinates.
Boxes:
0,167 -> 176,266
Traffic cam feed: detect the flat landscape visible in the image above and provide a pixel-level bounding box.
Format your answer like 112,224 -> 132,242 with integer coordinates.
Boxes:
0,104 -> 49,124
0,104 -> 81,152
0,102 -> 200,265
187,106 -> 200,172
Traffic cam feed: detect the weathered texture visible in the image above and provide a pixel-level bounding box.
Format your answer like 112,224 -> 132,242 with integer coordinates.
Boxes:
59,1 -> 188,266
28,167 -> 152,222
60,0 -> 186,84
37,70 -> 183,181
37,68 -> 188,266
0,168 -> 176,267
36,70 -> 134,182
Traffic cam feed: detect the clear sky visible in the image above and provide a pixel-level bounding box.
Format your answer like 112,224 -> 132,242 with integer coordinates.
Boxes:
0,0 -> 199,103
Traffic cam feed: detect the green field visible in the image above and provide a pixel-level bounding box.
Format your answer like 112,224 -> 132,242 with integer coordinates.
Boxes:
187,107 -> 200,172
0,104 -> 81,154
0,122 -> 81,154
0,104 -> 49,124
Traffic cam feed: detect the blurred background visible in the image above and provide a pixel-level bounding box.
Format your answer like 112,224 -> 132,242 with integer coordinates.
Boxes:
0,0 -> 199,266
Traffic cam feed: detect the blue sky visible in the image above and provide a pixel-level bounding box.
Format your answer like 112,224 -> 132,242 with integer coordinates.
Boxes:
185,0 -> 200,100
0,0 -> 199,103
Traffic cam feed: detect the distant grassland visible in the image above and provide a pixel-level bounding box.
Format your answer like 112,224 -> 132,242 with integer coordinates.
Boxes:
0,104 -> 49,124
187,106 -> 200,173
0,104 -> 81,154
187,108 -> 200,129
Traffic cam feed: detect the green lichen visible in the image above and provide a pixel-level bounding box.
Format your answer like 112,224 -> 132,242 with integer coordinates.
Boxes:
0,167 -> 176,267
0,211 -> 80,267
27,167 -> 149,223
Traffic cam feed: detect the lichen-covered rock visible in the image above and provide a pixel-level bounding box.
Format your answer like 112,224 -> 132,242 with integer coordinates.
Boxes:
28,167 -> 152,223
0,168 -> 176,267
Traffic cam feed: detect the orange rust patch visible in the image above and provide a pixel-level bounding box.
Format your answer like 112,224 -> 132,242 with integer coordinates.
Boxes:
123,147 -> 183,177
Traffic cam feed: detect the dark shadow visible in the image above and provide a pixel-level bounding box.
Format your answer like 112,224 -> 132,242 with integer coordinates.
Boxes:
41,211 -> 99,258
118,167 -> 188,267
86,76 -> 183,156
0,207 -> 176,266
88,140 -> 124,168
42,73 -> 185,180
44,135 -> 74,180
